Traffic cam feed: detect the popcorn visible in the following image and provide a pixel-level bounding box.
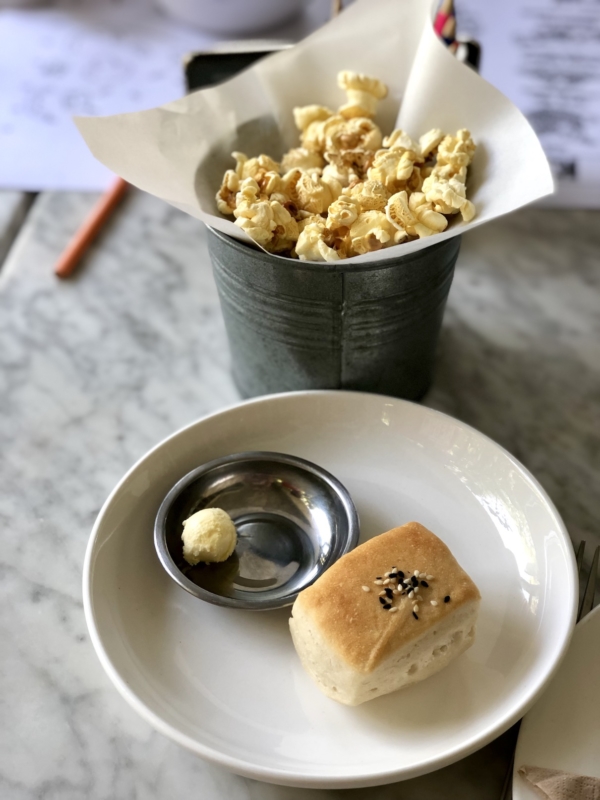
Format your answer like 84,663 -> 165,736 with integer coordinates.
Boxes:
419,128 -> 445,159
382,129 -> 421,157
323,148 -> 375,180
233,152 -> 280,181
322,161 -> 360,188
262,168 -> 301,209
281,147 -> 324,172
337,71 -> 388,119
270,202 -> 301,253
233,178 -> 298,253
404,165 -> 425,194
327,195 -> 361,229
348,179 -> 390,211
436,129 -> 476,173
367,148 -> 419,191
301,114 -> 344,153
349,210 -> 405,254
386,190 -> 446,238
325,116 -> 383,154
296,171 -> 342,214
408,192 -> 449,232
296,218 -> 341,262
215,72 -> 477,260
297,213 -> 324,231
216,169 -> 240,215
422,171 -> 475,221
293,105 -> 335,132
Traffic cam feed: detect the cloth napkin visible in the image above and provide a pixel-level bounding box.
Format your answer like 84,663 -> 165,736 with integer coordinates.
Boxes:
519,766 -> 600,799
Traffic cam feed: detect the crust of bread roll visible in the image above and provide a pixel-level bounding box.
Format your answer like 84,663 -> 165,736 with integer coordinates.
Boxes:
289,521 -> 480,705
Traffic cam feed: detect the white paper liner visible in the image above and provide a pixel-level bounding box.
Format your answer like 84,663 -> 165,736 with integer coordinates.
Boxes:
75,0 -> 553,264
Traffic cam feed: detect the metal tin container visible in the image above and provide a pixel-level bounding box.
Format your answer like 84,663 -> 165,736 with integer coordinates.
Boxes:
154,451 -> 359,610
207,229 -> 461,399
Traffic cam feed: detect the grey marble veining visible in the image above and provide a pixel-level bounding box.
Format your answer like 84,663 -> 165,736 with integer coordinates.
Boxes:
0,190 -> 598,799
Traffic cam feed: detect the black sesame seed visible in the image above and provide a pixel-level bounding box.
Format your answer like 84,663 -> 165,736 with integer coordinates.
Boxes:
383,603 -> 392,610
412,611 -> 419,620
385,588 -> 393,599
420,580 -> 429,588
379,596 -> 387,605
397,570 -> 405,579
411,575 -> 419,587
376,576 -> 382,580
444,595 -> 451,603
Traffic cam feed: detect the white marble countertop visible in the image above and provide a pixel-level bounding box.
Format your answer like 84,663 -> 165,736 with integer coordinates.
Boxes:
1,189 -> 598,799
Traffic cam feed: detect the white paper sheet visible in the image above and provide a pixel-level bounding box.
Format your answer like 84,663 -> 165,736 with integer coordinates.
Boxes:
454,0 -> 600,208
76,0 -> 554,263
0,0 -> 331,191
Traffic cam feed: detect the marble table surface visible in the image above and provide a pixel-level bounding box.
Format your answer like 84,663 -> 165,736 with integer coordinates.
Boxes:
1,189 -> 598,799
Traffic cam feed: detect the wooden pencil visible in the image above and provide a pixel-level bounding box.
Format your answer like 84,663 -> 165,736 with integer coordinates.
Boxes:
54,176 -> 128,279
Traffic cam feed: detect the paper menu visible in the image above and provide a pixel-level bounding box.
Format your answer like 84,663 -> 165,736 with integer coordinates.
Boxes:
0,0 -> 330,192
454,0 -> 600,208
76,0 -> 554,263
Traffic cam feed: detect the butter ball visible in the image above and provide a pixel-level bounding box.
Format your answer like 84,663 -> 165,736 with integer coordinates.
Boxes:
181,508 -> 237,565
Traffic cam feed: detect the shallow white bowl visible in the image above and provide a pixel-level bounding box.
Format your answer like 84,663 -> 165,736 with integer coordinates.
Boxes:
83,391 -> 577,788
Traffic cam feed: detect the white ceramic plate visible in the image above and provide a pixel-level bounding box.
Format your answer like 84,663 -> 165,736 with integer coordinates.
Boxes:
513,603 -> 600,799
83,391 -> 577,788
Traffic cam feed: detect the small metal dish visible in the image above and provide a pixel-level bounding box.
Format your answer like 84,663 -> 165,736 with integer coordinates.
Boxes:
154,451 -> 359,610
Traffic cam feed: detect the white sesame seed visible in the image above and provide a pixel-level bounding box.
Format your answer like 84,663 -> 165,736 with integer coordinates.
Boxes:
392,589 -> 400,596
426,575 -> 434,580
362,585 -> 371,592
374,579 -> 383,585
384,572 -> 391,577
419,572 -> 427,578
383,578 -> 390,585
408,590 -> 415,599
389,607 -> 399,613
413,604 -> 419,613
414,586 -> 420,594
379,591 -> 386,597
414,570 -> 420,576
430,600 -> 438,606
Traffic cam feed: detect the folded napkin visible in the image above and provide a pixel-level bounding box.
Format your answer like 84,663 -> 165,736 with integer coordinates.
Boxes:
519,766 -> 600,800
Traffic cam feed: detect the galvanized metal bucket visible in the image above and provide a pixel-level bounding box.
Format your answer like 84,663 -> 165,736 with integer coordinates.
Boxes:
207,228 -> 460,400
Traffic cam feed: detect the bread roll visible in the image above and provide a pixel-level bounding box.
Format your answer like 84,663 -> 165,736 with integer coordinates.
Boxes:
289,522 -> 480,705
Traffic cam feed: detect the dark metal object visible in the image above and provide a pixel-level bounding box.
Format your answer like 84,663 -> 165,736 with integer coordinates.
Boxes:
184,45 -> 290,92
207,227 -> 461,399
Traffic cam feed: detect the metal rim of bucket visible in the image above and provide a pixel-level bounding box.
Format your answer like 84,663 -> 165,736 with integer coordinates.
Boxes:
207,226 -> 462,275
